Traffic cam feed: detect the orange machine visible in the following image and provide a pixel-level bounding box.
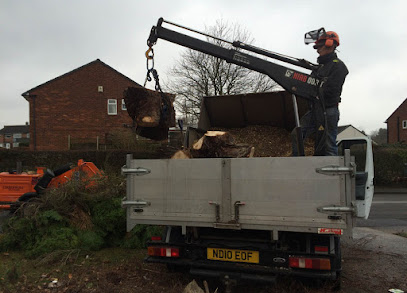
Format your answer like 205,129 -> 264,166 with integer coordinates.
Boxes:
0,159 -> 103,209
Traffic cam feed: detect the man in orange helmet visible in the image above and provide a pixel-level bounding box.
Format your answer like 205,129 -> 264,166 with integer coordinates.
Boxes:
292,29 -> 348,156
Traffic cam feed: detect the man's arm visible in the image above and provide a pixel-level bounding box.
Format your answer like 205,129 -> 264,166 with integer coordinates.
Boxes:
321,62 -> 349,106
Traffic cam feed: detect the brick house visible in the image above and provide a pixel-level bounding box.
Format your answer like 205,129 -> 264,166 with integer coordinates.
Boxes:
385,98 -> 407,144
0,124 -> 30,149
21,59 -> 141,151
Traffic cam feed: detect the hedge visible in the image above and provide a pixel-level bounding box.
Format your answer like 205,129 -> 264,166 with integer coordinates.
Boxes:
2,145 -> 407,186
0,145 -> 176,175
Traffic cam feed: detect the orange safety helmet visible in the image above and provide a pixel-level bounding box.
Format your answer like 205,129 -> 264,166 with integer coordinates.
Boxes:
313,31 -> 340,49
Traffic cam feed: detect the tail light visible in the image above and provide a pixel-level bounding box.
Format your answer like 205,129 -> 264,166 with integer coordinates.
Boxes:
151,236 -> 162,241
289,256 -> 331,270
148,246 -> 180,258
314,245 -> 329,254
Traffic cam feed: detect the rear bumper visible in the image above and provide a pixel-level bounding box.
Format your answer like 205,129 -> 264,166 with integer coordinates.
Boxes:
145,256 -> 338,281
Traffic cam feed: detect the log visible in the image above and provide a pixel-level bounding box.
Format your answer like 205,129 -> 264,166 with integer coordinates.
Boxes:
123,86 -> 176,140
183,280 -> 204,293
190,131 -> 254,158
171,150 -> 192,159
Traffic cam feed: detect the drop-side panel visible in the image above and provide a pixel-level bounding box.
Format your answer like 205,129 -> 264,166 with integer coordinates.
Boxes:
230,156 -> 348,230
126,159 -> 223,229
125,156 -> 350,233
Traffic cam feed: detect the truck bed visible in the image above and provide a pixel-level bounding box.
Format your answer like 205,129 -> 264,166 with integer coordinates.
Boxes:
123,155 -> 352,235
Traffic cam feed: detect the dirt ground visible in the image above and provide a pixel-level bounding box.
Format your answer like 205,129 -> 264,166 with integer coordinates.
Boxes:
1,242 -> 406,293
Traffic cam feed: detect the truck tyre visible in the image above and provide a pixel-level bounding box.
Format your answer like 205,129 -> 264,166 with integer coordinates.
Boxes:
18,192 -> 39,202
34,169 -> 55,193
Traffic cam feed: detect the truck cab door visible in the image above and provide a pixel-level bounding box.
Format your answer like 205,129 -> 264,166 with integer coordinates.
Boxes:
337,137 -> 374,219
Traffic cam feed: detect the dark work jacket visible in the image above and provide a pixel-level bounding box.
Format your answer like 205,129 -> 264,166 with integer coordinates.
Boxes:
313,52 -> 349,108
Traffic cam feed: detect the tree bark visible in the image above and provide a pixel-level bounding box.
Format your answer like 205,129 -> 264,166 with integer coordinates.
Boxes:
123,87 -> 176,140
189,131 -> 254,158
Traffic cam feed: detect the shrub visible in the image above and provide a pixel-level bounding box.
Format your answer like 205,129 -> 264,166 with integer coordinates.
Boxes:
373,146 -> 407,185
26,227 -> 79,258
90,197 -> 127,246
77,230 -> 105,251
122,225 -> 164,249
0,171 -> 162,257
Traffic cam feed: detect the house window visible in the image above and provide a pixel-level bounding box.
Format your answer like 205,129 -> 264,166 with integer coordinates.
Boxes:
13,133 -> 22,139
122,99 -> 127,110
5,134 -> 11,139
13,143 -> 19,148
108,99 -> 117,115
0,143 -> 3,148
403,120 -> 407,129
27,133 -> 30,138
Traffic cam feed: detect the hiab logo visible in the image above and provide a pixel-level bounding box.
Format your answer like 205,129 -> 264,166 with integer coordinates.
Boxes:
285,70 -> 311,83
285,70 -> 294,77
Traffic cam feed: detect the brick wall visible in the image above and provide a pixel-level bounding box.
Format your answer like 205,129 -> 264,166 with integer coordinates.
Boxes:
24,60 -> 139,151
387,99 -> 407,144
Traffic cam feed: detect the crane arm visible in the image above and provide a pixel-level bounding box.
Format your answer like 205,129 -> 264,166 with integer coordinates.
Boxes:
147,18 -> 320,102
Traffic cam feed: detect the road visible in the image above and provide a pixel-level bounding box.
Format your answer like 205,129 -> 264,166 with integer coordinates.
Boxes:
356,192 -> 407,232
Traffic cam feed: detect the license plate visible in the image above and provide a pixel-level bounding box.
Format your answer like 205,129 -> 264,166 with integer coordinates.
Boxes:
207,248 -> 259,264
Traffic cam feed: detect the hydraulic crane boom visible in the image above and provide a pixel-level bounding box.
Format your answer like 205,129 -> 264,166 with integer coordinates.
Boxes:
147,18 -> 321,102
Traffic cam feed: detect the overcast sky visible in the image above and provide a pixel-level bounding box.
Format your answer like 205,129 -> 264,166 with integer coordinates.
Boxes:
1,0 -> 406,134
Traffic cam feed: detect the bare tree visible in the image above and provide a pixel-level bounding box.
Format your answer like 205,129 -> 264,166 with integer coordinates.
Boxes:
164,19 -> 277,124
370,128 -> 387,145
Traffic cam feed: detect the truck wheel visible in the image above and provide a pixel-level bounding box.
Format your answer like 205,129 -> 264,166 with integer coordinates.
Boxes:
331,272 -> 342,291
34,169 -> 55,193
18,192 -> 39,202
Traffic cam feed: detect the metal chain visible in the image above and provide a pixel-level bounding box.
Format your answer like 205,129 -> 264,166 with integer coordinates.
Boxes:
144,47 -> 164,93
144,47 -> 155,87
143,46 -> 170,122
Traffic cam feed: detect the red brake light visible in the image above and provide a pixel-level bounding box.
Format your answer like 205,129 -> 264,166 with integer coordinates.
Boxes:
289,256 -> 331,270
314,246 -> 329,254
151,236 -> 162,241
148,246 -> 180,258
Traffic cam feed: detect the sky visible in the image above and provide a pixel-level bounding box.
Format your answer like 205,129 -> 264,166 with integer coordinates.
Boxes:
1,0 -> 406,135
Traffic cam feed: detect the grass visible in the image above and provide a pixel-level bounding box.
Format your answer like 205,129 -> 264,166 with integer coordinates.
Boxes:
396,232 -> 407,238
0,247 -> 146,292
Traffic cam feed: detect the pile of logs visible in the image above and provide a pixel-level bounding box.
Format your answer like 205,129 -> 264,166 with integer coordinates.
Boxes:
172,125 -> 314,159
172,131 -> 254,159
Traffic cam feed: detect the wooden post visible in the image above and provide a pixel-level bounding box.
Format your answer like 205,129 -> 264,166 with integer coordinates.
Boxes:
16,161 -> 22,174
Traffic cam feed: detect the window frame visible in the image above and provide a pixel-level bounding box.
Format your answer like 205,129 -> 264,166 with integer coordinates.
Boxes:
121,99 -> 127,110
107,99 -> 118,115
